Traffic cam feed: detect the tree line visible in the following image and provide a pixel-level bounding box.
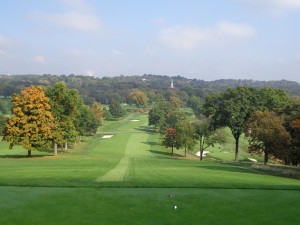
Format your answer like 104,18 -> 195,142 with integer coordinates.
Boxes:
1,74 -> 300,106
149,87 -> 300,166
1,83 -> 105,156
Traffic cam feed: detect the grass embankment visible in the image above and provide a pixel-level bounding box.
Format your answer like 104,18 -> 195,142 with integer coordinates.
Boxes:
0,112 -> 300,225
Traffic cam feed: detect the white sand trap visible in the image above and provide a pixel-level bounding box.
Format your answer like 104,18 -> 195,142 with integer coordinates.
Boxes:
248,158 -> 257,162
102,135 -> 113,139
130,119 -> 140,122
196,151 -> 210,157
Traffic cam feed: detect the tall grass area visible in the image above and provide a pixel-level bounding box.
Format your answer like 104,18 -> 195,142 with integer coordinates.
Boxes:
0,112 -> 300,224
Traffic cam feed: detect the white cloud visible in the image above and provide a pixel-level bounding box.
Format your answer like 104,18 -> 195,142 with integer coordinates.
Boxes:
217,21 -> 255,38
49,11 -> 101,32
112,49 -> 124,57
31,0 -> 102,32
160,26 -> 209,50
159,21 -> 256,50
33,56 -> 45,63
59,0 -> 90,10
243,0 -> 300,15
253,0 -> 300,9
66,48 -> 81,57
0,35 -> 13,48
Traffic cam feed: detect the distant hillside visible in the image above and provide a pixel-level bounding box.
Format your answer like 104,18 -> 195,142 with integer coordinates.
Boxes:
1,74 -> 300,103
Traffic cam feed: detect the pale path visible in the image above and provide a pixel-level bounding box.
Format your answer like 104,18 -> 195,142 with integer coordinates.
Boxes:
96,121 -> 150,182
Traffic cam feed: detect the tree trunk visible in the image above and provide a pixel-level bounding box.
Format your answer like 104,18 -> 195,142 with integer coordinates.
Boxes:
64,141 -> 68,150
200,135 -> 204,161
264,150 -> 269,165
27,150 -> 31,157
74,141 -> 77,146
54,142 -> 57,156
185,147 -> 187,157
172,145 -> 174,155
234,137 -> 239,162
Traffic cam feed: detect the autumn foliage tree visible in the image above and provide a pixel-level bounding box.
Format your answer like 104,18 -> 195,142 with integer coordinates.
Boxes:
163,128 -> 181,155
128,89 -> 148,107
245,111 -> 291,164
2,86 -> 53,157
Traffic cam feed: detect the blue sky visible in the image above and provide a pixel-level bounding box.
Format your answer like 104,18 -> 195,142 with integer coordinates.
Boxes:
1,0 -> 300,82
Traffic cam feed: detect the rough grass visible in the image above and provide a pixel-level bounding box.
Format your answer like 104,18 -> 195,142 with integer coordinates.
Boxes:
0,112 -> 300,224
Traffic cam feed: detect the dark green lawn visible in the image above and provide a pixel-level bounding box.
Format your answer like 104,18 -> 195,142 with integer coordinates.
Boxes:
0,186 -> 299,225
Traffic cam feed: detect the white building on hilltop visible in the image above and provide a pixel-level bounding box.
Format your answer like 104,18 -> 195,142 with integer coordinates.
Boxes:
170,78 -> 174,88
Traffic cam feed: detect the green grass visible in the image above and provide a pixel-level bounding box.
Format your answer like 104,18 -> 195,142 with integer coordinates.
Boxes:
0,187 -> 299,225
0,112 -> 300,224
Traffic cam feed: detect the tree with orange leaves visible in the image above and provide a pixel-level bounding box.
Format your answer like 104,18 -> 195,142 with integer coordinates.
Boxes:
2,86 -> 53,157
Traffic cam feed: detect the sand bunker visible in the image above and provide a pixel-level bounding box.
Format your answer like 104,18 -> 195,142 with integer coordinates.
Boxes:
102,135 -> 113,139
130,119 -> 140,122
248,158 -> 257,162
196,151 -> 210,157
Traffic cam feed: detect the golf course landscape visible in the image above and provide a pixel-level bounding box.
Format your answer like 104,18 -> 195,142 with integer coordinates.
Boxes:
1,112 -> 300,225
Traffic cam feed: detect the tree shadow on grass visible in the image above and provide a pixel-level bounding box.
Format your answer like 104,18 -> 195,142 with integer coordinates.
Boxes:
149,150 -> 185,159
135,126 -> 156,134
149,149 -> 173,157
197,165 -> 261,175
142,141 -> 161,147
0,154 -> 54,159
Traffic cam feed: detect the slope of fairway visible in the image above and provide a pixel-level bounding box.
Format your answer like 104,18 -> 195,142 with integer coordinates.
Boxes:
0,113 -> 300,189
1,112 -> 300,225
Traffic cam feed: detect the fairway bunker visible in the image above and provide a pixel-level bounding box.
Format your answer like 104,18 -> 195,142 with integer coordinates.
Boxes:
196,151 -> 210,157
102,135 -> 113,139
130,119 -> 140,122
248,158 -> 258,162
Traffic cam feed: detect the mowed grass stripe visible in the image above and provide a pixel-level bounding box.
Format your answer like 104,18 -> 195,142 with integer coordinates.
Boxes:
96,124 -> 152,182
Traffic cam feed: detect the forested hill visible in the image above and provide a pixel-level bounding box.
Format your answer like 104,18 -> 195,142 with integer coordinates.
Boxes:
0,74 -> 300,103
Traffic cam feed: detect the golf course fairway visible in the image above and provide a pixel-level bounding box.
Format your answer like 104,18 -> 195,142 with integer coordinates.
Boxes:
0,113 -> 300,225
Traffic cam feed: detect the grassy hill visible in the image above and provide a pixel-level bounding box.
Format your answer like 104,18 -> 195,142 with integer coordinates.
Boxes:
0,112 -> 299,225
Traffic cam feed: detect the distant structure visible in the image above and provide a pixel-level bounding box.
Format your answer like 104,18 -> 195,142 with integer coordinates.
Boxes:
170,78 -> 174,89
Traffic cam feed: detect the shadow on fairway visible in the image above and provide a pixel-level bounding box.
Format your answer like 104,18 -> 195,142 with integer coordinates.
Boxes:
142,141 -> 161,146
197,165 -> 260,174
149,149 -> 173,157
134,126 -> 156,133
0,154 -> 54,159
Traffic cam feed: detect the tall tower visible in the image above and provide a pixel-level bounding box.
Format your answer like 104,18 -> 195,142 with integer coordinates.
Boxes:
170,78 -> 174,89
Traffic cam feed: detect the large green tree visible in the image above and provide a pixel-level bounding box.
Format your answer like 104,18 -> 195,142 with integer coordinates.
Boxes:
176,120 -> 196,157
193,117 -> 226,160
0,114 -> 7,135
109,99 -> 125,118
204,87 -> 258,161
46,82 -> 81,154
245,111 -> 291,164
0,101 -> 8,115
2,86 -> 53,157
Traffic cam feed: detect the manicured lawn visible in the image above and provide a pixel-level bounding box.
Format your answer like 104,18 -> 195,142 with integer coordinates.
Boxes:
0,186 -> 299,225
0,112 -> 300,224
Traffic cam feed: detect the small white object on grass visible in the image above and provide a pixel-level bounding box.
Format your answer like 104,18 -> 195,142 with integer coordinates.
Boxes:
174,205 -> 177,209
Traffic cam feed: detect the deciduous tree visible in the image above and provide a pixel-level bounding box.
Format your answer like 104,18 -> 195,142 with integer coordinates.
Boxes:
2,86 -> 53,157
245,111 -> 291,164
204,87 -> 257,161
128,89 -> 148,107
